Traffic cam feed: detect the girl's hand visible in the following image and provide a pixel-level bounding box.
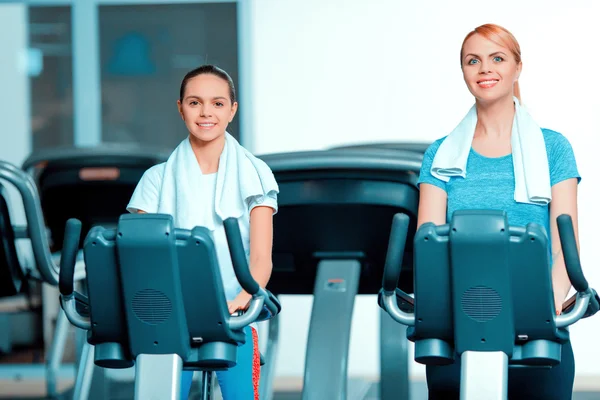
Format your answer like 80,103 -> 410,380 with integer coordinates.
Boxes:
227,291 -> 252,315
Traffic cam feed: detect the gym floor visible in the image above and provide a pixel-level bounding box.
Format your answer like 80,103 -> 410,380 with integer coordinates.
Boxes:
1,345 -> 599,399
1,370 -> 599,399
1,383 -> 599,400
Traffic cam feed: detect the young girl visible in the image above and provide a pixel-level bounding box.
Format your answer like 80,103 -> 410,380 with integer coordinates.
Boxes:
417,24 -> 580,399
126,65 -> 278,400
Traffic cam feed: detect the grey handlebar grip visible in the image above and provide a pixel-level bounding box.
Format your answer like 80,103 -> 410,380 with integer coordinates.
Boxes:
223,218 -> 260,296
557,214 -> 588,293
382,213 -> 410,293
59,218 -> 82,296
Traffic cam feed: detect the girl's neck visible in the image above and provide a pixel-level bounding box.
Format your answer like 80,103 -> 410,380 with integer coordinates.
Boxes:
188,133 -> 225,174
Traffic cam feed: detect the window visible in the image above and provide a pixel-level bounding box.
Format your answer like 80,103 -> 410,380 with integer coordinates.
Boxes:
98,3 -> 239,150
28,6 -> 74,150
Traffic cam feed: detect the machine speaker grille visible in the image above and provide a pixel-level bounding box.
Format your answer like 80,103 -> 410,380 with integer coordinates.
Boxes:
132,289 -> 172,325
461,286 -> 502,322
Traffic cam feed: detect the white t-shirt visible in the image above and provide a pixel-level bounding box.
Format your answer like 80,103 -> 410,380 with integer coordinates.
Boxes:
126,162 -> 278,301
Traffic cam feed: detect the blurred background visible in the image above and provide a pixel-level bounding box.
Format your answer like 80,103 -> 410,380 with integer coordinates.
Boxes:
0,0 -> 599,398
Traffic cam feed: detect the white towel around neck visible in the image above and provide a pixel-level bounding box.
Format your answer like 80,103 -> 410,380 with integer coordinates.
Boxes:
157,132 -> 279,230
430,97 -> 552,205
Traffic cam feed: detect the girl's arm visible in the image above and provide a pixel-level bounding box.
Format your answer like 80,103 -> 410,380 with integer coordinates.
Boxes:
228,205 -> 274,313
247,205 -> 275,288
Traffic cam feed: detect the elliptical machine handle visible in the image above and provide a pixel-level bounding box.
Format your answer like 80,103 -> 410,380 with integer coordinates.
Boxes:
380,213 -> 415,327
554,214 -> 598,328
59,218 -> 82,297
262,290 -> 281,319
223,217 -> 275,330
557,214 -> 588,292
223,218 -> 260,296
58,218 -> 91,330
382,213 -> 410,294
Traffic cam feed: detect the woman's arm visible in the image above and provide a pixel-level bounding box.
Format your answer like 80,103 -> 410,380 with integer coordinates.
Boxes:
417,183 -> 448,229
228,205 -> 275,312
549,178 -> 580,314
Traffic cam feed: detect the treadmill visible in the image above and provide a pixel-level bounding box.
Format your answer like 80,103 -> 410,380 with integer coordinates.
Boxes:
21,145 -> 170,399
258,147 -> 422,400
22,144 -> 170,251
329,141 -> 431,157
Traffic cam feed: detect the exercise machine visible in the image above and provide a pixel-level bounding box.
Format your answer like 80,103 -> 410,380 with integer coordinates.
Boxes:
0,160 -> 87,398
380,210 -> 599,399
259,147 -> 423,399
22,144 -> 169,250
22,146 -> 170,397
329,141 -> 431,156
59,213 -> 281,400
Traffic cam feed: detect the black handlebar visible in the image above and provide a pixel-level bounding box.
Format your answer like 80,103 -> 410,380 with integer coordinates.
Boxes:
263,290 -> 280,317
223,218 -> 260,296
59,218 -> 82,296
382,213 -> 410,293
557,214 -> 588,293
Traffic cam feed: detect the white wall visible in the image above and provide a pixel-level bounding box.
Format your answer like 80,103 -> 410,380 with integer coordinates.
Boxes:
251,0 -> 600,382
0,3 -> 31,167
0,3 -> 31,224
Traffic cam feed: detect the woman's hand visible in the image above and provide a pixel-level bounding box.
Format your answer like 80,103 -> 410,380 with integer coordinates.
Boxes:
554,289 -> 568,316
227,291 -> 252,315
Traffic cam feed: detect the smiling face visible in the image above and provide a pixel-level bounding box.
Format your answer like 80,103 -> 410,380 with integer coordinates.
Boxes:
176,73 -> 238,144
461,33 -> 522,104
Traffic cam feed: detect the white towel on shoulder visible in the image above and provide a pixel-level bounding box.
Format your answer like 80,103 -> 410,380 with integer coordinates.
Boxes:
157,132 -> 279,230
431,97 -> 551,205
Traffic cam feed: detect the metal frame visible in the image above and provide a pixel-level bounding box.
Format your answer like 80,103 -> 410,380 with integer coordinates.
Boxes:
72,0 -> 101,147
2,0 -> 252,149
236,0 -> 255,152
